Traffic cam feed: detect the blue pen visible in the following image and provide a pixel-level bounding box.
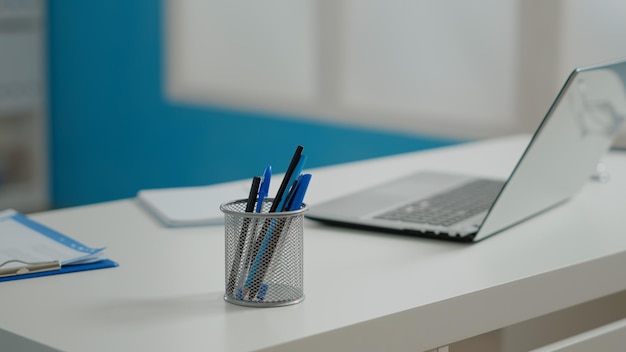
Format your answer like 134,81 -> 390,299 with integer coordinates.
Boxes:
245,153 -> 308,299
283,175 -> 300,212
255,166 -> 272,213
286,174 -> 311,211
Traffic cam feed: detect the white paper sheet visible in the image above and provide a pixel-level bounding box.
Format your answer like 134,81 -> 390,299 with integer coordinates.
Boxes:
0,209 -> 104,269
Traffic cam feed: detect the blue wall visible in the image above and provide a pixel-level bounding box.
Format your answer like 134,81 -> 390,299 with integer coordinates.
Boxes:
46,1 -> 459,209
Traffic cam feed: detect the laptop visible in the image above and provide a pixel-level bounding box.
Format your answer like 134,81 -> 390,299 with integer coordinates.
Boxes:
306,58 -> 626,242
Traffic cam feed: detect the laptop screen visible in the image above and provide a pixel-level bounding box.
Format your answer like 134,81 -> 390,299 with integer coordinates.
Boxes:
475,59 -> 626,241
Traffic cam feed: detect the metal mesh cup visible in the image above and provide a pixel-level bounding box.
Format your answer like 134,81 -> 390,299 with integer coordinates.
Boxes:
221,198 -> 307,307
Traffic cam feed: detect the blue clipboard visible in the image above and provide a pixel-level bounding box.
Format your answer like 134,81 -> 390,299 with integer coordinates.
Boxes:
0,210 -> 119,282
0,259 -> 119,282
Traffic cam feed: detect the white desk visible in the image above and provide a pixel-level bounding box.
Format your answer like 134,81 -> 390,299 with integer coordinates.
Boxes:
2,135 -> 626,351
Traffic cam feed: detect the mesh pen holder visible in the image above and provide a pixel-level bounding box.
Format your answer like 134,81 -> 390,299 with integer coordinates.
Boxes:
221,199 -> 307,307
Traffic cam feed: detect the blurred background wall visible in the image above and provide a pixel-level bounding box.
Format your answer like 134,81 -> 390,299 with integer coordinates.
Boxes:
46,1 -> 458,209
1,0 -> 625,212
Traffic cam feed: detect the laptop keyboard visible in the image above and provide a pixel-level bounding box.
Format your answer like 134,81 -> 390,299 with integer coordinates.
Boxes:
374,179 -> 504,227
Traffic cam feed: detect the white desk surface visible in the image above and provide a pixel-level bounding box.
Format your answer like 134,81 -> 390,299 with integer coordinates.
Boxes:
2,135 -> 626,352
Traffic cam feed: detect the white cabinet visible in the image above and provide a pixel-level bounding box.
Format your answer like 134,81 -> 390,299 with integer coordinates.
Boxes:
0,0 -> 47,212
530,318 -> 626,352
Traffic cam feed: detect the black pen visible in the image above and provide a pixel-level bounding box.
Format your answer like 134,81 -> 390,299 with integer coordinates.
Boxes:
270,145 -> 304,213
227,176 -> 260,296
246,146 -> 305,299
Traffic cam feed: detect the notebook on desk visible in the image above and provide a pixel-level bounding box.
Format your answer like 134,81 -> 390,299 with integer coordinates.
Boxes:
307,57 -> 626,242
137,183 -> 248,226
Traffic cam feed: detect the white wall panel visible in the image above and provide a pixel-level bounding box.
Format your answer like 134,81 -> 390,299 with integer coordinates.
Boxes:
342,1 -> 518,127
167,0 -> 317,105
